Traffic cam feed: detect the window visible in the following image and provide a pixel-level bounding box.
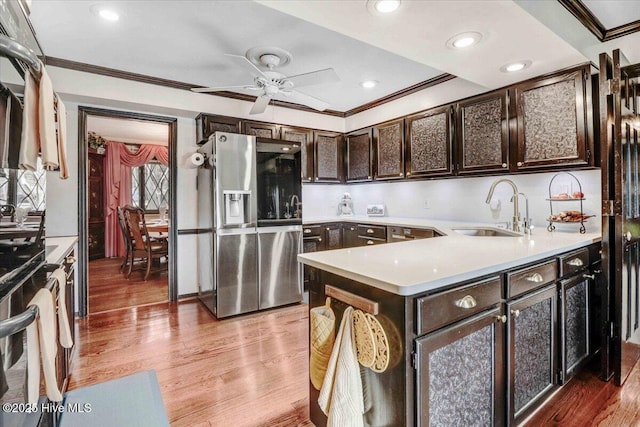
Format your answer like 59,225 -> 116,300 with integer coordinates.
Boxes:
0,159 -> 46,211
131,162 -> 169,211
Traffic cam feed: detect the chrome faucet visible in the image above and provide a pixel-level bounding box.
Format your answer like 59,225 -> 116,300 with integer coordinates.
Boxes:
290,194 -> 301,218
485,179 -> 520,232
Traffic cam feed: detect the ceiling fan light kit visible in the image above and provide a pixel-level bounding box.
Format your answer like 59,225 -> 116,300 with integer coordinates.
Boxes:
192,46 -> 339,115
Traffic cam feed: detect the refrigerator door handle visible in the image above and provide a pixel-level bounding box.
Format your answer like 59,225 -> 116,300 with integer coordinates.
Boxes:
217,227 -> 258,236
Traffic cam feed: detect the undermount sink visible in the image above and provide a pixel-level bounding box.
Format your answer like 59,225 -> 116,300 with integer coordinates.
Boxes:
450,227 -> 522,237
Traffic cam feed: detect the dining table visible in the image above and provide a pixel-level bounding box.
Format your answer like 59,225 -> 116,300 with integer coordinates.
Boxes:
0,223 -> 40,240
146,220 -> 169,236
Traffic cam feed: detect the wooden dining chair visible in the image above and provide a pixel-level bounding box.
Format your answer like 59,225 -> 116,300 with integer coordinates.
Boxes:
116,206 -> 132,273
122,205 -> 168,280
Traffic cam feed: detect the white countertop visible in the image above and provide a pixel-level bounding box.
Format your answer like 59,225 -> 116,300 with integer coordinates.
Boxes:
298,216 -> 600,296
45,236 -> 78,265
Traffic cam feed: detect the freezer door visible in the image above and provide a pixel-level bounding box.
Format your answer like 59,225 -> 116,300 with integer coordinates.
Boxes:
258,226 -> 302,309
196,231 -> 215,313
215,229 -> 258,318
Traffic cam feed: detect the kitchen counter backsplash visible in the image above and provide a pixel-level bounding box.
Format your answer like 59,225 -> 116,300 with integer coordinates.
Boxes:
302,169 -> 601,234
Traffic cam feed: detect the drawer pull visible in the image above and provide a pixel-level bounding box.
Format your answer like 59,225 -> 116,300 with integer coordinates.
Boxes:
495,315 -> 507,323
511,309 -> 521,318
567,258 -> 584,267
318,238 -> 322,242
304,229 -> 311,234
525,273 -> 544,283
454,295 -> 477,309
65,256 -> 76,263
350,227 -> 356,231
583,273 -> 595,280
366,240 -> 374,245
366,228 -> 375,234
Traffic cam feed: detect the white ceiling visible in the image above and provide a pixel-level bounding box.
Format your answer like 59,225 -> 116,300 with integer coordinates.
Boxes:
582,0 -> 640,29
86,116 -> 169,146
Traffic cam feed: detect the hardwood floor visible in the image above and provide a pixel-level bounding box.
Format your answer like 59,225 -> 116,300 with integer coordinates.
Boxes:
524,360 -> 640,426
68,300 -> 313,426
88,257 -> 167,314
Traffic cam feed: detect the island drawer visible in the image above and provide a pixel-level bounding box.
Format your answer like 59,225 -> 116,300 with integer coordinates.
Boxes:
506,259 -> 557,298
559,248 -> 589,277
357,224 -> 386,240
302,225 -> 323,237
416,276 -> 502,336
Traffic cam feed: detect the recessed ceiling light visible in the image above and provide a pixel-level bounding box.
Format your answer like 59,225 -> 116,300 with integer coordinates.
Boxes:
91,5 -> 120,22
366,0 -> 401,15
446,32 -> 483,49
360,80 -> 378,89
500,60 -> 532,73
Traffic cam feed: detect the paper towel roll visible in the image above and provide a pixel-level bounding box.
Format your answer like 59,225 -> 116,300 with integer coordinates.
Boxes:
190,153 -> 204,166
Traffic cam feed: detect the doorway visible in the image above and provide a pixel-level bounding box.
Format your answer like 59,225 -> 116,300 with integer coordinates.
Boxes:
78,107 -> 178,316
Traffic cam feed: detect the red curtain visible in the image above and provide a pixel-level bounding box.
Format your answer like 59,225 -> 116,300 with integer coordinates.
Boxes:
104,141 -> 169,258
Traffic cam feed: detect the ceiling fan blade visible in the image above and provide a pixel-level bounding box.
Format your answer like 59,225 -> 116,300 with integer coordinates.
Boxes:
191,85 -> 258,93
225,53 -> 268,79
286,68 -> 339,88
250,95 -> 271,115
284,90 -> 330,111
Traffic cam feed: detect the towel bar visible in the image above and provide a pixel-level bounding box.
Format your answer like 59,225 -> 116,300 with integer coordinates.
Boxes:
325,285 -> 379,315
0,305 -> 37,339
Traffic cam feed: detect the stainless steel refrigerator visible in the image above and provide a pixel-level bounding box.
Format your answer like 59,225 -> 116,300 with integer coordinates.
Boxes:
196,132 -> 302,318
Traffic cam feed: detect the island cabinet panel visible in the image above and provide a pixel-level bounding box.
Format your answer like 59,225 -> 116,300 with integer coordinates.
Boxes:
559,274 -> 590,384
511,68 -> 591,170
415,307 -> 506,427
242,120 -> 280,139
342,223 -> 361,247
314,131 -> 344,183
324,223 -> 343,250
346,128 -> 373,182
373,119 -> 404,180
405,105 -> 453,178
507,284 -> 558,424
456,90 -> 509,174
280,126 -> 314,183
195,114 -> 242,144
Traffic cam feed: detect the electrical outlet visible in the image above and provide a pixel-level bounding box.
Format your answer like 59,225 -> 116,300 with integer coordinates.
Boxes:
424,199 -> 430,209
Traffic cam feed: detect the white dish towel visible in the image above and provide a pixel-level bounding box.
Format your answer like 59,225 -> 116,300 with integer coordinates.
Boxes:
26,288 -> 62,404
50,268 -> 73,348
318,306 -> 364,427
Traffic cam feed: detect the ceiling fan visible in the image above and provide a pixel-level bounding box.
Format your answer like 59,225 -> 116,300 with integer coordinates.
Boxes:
191,47 -> 340,115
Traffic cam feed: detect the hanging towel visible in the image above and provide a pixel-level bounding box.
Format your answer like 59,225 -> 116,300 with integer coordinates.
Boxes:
310,298 -> 336,390
55,96 -> 68,179
19,68 -> 39,171
26,288 -> 62,404
38,66 -> 58,170
318,306 -> 364,427
50,268 -> 73,348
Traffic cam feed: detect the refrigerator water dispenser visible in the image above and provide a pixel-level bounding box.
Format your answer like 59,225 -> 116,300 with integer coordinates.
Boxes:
224,191 -> 251,225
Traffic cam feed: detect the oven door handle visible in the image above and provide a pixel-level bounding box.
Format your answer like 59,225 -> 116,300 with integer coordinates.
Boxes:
0,305 -> 37,339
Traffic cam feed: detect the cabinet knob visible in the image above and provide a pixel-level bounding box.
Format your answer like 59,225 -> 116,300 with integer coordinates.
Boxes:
326,227 -> 330,231
454,295 -> 477,309
399,173 -> 403,176
524,272 -> 544,283
502,163 -> 508,168
517,161 -> 524,167
368,176 -> 372,179
315,177 -> 319,181
511,309 -> 521,318
407,172 -> 411,176
318,238 -> 322,242
495,315 -> 507,323
66,256 -> 76,264
567,258 -> 584,267
350,227 -> 356,231
366,240 -> 374,245
583,273 -> 595,280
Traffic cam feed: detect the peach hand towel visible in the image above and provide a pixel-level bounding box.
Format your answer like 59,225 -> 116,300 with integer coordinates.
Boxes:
318,306 -> 364,427
19,68 -> 39,171
38,66 -> 58,170
51,268 -> 73,348
26,288 -> 62,404
55,96 -> 68,179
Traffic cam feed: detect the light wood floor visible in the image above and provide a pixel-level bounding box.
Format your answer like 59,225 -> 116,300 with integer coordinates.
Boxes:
68,300 -> 312,426
88,257 -> 167,314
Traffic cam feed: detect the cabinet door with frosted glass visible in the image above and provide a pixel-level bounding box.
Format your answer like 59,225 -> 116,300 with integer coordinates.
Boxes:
405,105 -> 453,178
314,131 -> 344,183
374,118 -> 404,180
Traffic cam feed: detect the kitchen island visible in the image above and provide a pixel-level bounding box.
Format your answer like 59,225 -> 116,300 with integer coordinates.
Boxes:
299,218 -> 601,426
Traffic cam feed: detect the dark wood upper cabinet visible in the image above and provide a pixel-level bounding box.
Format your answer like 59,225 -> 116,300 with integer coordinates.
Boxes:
374,119 -> 404,180
456,90 -> 509,174
280,126 -> 314,183
242,120 -> 280,139
511,67 -> 591,170
346,128 -> 373,182
314,131 -> 344,183
195,114 -> 242,144
405,105 -> 453,178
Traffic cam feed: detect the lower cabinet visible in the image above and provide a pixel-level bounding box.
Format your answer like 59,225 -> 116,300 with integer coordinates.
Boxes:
507,284 -> 558,424
559,274 -> 590,383
415,307 -> 505,427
